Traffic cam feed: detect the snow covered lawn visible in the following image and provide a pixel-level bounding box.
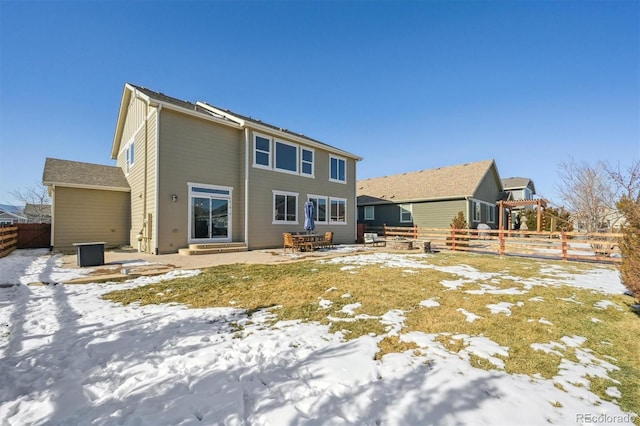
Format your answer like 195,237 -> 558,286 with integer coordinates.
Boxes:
0,249 -> 638,425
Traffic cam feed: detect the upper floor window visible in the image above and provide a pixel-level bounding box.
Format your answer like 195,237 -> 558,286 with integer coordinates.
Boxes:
254,135 -> 271,168
364,205 -> 375,220
301,148 -> 314,176
275,140 -> 298,173
330,155 -> 346,183
273,191 -> 298,224
125,142 -> 135,173
254,133 -> 315,178
400,204 -> 412,223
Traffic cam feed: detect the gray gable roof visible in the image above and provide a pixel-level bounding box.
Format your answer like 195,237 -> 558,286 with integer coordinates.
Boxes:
357,159 -> 500,205
43,158 -> 130,191
502,177 -> 536,194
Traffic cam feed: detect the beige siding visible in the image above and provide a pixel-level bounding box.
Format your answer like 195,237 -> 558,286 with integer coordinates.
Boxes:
117,108 -> 158,253
246,130 -> 358,249
411,200 -> 468,229
156,109 -> 243,253
52,187 -> 130,252
120,96 -> 148,148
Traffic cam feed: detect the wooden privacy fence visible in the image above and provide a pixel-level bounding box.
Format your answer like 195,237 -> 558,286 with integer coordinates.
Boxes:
0,225 -> 18,258
366,224 -> 623,264
17,223 -> 51,249
0,224 -> 51,259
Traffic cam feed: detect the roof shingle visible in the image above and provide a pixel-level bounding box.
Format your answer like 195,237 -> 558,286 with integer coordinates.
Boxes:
357,159 -> 498,205
43,158 -> 129,190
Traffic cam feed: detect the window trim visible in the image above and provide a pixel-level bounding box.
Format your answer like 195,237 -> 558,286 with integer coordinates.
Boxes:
253,133 -> 272,169
399,203 -> 412,223
364,205 -> 375,221
125,141 -> 135,173
307,194 -> 328,224
300,147 -> 314,177
274,139 -> 299,175
472,201 -> 481,222
272,190 -> 298,224
485,204 -> 495,223
329,197 -> 347,225
329,155 -> 347,184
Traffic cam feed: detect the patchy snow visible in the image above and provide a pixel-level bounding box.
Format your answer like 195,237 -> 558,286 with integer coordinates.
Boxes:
0,249 -> 636,425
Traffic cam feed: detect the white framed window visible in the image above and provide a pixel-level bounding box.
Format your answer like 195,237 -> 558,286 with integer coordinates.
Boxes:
125,142 -> 135,173
254,134 -> 272,168
329,155 -> 346,183
273,190 -> 298,224
300,148 -> 314,177
330,197 -> 347,224
400,204 -> 412,223
472,201 -> 481,222
274,140 -> 298,174
486,204 -> 495,223
364,205 -> 375,220
308,195 -> 327,224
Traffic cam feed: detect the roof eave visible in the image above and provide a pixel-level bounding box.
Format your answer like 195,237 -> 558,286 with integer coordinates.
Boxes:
44,182 -> 131,192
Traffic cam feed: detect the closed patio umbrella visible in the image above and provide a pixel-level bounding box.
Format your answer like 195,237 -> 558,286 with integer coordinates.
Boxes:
304,201 -> 315,233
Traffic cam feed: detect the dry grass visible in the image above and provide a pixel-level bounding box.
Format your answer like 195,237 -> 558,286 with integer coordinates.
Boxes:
103,251 -> 640,420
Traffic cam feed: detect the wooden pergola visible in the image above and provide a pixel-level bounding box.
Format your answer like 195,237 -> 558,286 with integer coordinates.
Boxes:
498,199 -> 548,232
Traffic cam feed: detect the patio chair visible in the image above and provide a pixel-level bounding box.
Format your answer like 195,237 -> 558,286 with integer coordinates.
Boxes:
364,232 -> 386,247
283,233 -> 297,253
324,231 -> 334,248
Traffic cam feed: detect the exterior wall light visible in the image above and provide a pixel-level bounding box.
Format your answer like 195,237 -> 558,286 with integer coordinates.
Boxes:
171,194 -> 178,203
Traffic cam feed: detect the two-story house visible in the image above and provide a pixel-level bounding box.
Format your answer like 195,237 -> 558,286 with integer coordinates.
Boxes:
44,83 -> 361,254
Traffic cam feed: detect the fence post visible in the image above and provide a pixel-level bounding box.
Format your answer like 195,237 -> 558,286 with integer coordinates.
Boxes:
561,232 -> 567,261
383,223 -> 387,237
451,229 -> 456,251
499,229 -> 505,256
413,224 -> 418,240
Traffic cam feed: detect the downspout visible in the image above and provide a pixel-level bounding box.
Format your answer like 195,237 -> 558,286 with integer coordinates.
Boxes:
244,128 -> 250,248
143,97 -> 149,253
154,105 -> 162,255
132,88 -> 150,253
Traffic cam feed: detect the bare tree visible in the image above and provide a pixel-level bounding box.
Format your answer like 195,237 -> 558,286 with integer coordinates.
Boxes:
556,158 -> 616,232
604,160 -> 640,202
9,183 -> 51,223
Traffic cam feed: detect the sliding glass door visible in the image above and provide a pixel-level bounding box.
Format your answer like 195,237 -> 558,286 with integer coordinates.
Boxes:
189,184 -> 232,243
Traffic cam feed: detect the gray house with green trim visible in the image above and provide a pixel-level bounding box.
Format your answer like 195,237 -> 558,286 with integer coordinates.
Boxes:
357,159 -> 504,229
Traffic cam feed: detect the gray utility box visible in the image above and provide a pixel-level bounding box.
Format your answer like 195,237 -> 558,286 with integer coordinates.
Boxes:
74,242 -> 105,267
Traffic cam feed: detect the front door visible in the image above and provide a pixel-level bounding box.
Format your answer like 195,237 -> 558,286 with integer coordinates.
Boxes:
189,184 -> 232,243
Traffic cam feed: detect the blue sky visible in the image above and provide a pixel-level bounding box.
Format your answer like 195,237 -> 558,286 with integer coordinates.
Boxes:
1,0 -> 638,206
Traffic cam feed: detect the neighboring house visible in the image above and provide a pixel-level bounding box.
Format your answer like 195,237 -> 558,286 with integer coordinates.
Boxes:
0,204 -> 27,225
501,177 -> 537,227
44,83 -> 361,254
43,158 -> 131,251
502,177 -> 536,201
23,203 -> 52,223
357,159 -> 503,229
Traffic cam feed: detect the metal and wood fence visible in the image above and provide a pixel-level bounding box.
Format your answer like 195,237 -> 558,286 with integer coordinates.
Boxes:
365,224 -> 623,264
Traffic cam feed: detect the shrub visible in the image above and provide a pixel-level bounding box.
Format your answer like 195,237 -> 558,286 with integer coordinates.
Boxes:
617,197 -> 640,299
446,211 -> 469,248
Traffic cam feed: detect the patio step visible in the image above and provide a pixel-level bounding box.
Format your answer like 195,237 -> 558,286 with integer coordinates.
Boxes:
178,242 -> 248,255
